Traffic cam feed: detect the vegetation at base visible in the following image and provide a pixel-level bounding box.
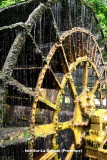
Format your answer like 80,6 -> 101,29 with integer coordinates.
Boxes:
86,0 -> 107,37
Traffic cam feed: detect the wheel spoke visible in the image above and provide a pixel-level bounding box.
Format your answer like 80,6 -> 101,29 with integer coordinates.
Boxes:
65,143 -> 75,160
48,67 -> 62,89
60,44 -> 70,72
62,35 -> 76,62
92,79 -> 100,93
38,96 -> 57,110
77,32 -> 83,57
49,8 -> 60,40
58,121 -> 73,131
85,35 -> 90,54
91,43 -> 97,61
68,75 -> 78,99
95,54 -> 102,68
39,150 -> 57,160
34,123 -> 56,137
33,121 -> 72,137
71,34 -> 76,61
83,61 -> 88,89
73,101 -> 82,124
42,68 -> 62,89
99,65 -> 105,77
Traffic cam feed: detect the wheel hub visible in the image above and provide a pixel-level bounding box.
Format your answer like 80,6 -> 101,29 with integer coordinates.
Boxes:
79,88 -> 96,117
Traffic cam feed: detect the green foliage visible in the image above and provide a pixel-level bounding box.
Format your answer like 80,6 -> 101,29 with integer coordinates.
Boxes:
86,0 -> 107,37
0,0 -> 26,8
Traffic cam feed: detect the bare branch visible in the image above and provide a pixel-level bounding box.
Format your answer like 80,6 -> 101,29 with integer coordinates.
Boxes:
0,72 -> 35,97
0,22 -> 27,31
2,3 -> 47,77
49,7 -> 60,39
28,33 -> 42,54
0,1 -> 63,100
5,77 -> 35,97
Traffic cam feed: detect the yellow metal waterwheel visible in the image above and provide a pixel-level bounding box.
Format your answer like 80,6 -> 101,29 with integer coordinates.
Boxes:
28,27 -> 106,160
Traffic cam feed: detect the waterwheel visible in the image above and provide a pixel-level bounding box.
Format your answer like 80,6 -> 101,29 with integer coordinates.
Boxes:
28,27 -> 105,160
0,0 -> 107,160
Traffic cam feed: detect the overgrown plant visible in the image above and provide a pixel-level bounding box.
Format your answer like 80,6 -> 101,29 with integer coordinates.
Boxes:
86,0 -> 107,37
